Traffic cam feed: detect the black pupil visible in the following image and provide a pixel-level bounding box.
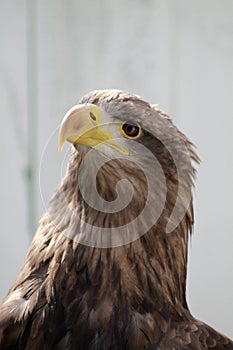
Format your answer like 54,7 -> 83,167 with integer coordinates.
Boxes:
123,124 -> 139,137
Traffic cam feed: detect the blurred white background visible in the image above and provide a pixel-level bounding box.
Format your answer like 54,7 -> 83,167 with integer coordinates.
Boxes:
0,0 -> 232,339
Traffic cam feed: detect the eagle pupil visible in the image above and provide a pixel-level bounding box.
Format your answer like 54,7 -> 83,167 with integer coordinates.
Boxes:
123,123 -> 139,137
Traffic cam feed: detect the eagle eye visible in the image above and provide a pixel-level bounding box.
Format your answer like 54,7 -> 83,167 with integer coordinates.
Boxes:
121,123 -> 141,138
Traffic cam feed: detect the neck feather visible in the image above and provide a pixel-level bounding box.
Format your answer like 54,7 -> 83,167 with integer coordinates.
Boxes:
48,148 -> 194,314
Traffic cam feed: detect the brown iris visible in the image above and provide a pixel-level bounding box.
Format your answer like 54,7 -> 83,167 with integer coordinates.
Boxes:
122,123 -> 140,138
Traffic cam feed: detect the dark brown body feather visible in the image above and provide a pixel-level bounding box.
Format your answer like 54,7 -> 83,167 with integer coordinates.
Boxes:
0,90 -> 232,349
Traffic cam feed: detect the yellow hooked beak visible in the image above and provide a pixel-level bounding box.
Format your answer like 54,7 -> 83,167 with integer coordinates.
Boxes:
58,104 -> 128,155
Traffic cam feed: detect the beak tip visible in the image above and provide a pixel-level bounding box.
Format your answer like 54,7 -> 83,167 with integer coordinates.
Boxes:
58,131 -> 64,151
58,140 -> 64,151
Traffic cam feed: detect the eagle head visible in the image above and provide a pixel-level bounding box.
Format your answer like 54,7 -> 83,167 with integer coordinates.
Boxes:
56,89 -> 197,248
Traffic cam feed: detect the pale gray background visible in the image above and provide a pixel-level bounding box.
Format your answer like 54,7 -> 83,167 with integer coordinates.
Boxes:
0,0 -> 232,339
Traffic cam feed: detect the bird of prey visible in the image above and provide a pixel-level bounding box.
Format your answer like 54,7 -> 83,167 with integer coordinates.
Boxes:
0,90 -> 232,350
